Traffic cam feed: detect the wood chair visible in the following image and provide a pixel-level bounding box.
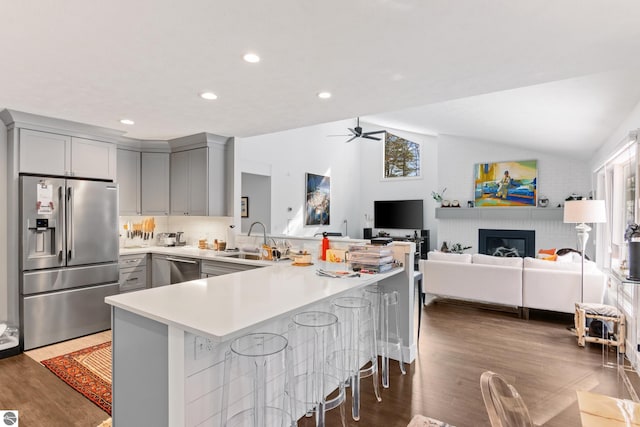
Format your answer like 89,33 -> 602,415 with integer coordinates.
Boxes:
574,302 -> 625,353
480,371 -> 533,427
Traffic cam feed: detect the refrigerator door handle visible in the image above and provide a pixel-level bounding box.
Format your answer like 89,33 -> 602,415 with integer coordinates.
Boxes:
58,185 -> 66,264
67,186 -> 74,260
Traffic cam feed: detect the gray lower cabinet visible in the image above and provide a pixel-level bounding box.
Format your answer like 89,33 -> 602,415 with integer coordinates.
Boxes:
119,254 -> 148,293
200,260 -> 261,278
151,254 -> 171,287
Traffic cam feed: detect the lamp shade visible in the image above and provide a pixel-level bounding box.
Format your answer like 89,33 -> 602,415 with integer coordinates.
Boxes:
563,199 -> 607,224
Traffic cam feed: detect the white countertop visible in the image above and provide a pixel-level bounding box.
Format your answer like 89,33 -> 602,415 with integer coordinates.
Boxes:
108,247 -> 403,342
119,245 -> 272,267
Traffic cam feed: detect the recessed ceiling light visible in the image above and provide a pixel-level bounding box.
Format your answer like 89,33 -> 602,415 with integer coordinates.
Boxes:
317,92 -> 332,99
120,119 -> 135,125
200,92 -> 218,100
243,53 -> 260,63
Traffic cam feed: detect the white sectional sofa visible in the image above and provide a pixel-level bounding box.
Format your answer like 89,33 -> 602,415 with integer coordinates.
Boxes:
420,251 -> 607,315
421,252 -> 523,308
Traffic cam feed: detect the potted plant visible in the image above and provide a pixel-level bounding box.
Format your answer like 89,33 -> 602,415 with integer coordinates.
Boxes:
626,223 -> 640,280
431,188 -> 447,207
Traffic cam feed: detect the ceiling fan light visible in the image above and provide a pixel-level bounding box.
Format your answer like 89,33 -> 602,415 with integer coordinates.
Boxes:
200,92 -> 218,100
317,92 -> 332,99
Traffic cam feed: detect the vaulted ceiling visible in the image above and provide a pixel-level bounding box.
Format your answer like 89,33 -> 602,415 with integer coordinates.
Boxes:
2,1 -> 640,158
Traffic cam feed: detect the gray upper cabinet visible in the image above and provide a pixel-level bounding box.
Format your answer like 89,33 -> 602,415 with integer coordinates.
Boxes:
170,150 -> 190,215
169,138 -> 228,216
71,137 -> 117,180
19,129 -> 70,176
171,148 -> 207,216
117,149 -> 141,215
116,150 -> 170,216
19,129 -> 116,180
141,152 -> 170,216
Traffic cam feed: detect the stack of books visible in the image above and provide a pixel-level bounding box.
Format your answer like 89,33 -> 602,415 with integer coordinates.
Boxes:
348,244 -> 394,273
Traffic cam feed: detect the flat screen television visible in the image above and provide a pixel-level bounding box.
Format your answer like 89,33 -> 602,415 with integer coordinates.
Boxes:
374,199 -> 424,230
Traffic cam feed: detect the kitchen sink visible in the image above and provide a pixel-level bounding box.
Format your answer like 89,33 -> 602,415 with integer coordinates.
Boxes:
223,253 -> 262,260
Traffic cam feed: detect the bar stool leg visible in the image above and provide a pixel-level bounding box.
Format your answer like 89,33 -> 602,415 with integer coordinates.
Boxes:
290,311 -> 345,427
220,333 -> 295,427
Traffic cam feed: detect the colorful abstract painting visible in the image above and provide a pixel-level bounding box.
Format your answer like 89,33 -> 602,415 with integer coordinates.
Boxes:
474,160 -> 537,207
305,173 -> 330,225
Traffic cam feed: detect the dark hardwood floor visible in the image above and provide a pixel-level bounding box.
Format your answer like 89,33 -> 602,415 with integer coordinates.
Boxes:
300,301 -> 636,427
0,301 -> 635,426
0,352 -> 108,426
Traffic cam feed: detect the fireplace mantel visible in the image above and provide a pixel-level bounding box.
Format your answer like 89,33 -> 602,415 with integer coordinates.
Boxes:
435,207 -> 563,221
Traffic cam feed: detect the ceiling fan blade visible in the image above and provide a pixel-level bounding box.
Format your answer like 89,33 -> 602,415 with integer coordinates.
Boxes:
346,135 -> 358,143
363,130 -> 385,136
362,135 -> 382,141
347,128 -> 358,135
327,134 -> 351,137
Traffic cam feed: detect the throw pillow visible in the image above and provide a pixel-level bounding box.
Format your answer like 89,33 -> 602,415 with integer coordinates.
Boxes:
537,248 -> 556,259
472,253 -> 523,267
543,254 -> 558,261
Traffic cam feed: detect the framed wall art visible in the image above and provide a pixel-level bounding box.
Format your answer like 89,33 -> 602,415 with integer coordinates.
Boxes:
305,173 -> 330,225
473,160 -> 537,207
240,196 -> 249,218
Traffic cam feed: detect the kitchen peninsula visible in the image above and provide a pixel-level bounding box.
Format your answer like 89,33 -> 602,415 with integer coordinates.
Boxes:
106,242 -> 415,427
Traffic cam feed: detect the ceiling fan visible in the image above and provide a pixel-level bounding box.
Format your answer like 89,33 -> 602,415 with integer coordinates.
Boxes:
329,117 -> 386,142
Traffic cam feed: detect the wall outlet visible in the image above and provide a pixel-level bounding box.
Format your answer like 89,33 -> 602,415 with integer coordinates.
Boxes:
194,336 -> 215,360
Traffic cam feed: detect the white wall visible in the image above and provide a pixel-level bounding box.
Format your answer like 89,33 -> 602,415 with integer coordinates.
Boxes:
591,98 -> 640,171
236,120 -> 361,238
236,119 -> 592,253
240,173 -> 271,233
359,124 -> 438,244
434,134 -> 591,253
0,122 -> 6,322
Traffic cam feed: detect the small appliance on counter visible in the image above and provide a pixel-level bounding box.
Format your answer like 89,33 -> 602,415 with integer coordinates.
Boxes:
175,232 -> 186,246
157,232 -> 177,246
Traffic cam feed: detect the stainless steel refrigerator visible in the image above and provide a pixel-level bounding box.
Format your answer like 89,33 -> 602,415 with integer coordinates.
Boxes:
20,175 -> 119,350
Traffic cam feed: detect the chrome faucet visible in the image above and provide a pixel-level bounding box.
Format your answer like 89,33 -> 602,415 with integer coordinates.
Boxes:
248,221 -> 267,246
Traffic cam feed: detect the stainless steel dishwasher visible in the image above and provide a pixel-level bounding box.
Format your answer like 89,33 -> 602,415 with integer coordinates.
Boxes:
151,254 -> 201,286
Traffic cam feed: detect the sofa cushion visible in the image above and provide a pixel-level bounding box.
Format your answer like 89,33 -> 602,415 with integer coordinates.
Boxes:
428,251 -> 472,263
472,253 -> 523,267
524,256 -> 597,272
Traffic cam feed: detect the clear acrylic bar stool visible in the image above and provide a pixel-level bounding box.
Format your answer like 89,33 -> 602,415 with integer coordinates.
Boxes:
364,284 -> 406,388
289,311 -> 346,427
331,296 -> 382,421
220,332 -> 296,427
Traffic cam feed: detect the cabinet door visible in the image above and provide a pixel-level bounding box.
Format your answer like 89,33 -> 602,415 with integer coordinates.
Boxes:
188,148 -> 208,216
170,150 -> 190,215
117,149 -> 141,215
151,255 -> 171,287
71,137 -> 117,180
141,152 -> 170,215
19,129 -> 70,176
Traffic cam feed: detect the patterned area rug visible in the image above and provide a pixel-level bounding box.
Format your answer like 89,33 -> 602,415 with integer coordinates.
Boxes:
42,341 -> 112,415
407,414 -> 456,427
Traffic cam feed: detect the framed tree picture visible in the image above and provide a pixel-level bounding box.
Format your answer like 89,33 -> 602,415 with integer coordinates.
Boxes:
305,173 -> 330,225
240,196 -> 249,218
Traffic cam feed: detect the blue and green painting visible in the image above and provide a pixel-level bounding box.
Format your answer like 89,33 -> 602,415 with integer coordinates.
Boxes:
474,160 -> 537,207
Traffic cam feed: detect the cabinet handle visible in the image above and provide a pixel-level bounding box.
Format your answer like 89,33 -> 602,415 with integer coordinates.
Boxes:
126,278 -> 139,282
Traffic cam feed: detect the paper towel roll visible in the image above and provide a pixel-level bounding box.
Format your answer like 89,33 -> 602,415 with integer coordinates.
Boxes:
227,225 -> 237,250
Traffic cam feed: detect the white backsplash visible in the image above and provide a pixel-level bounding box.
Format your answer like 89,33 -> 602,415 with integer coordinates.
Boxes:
119,216 -> 233,247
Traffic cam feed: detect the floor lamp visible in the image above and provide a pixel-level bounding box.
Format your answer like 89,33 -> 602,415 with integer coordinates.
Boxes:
563,200 -> 607,302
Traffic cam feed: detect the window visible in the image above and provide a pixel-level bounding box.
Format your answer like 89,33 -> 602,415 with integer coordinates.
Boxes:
383,132 -> 421,179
